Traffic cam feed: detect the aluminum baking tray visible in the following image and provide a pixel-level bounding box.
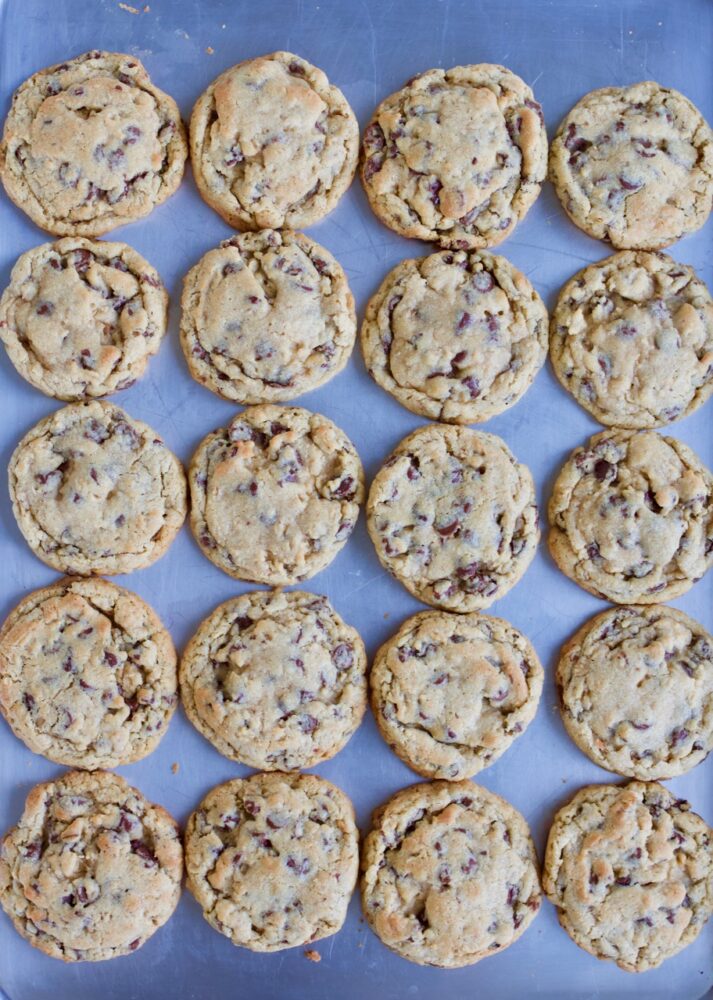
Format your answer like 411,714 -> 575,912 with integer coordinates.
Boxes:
0,0 -> 711,997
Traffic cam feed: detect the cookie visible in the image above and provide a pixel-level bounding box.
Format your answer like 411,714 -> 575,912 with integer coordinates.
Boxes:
0,577 -> 177,769
360,64 -> 547,250
370,610 -> 543,780
184,771 -> 358,952
189,51 -> 358,230
180,589 -> 367,769
0,769 -> 182,961
367,424 -> 538,612
0,51 -> 187,236
189,404 -> 364,585
557,605 -> 713,780
548,428 -> 713,604
9,400 -> 187,576
543,781 -> 713,972
0,238 -> 168,401
361,780 -> 541,967
549,82 -> 713,250
550,251 -> 713,428
180,229 -> 356,404
361,249 -> 548,423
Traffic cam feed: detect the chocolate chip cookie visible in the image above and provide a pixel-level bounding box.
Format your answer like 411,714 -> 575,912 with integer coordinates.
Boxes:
550,251 -> 713,428
371,610 -> 543,779
0,51 -> 187,236
367,424 -> 538,611
361,780 -> 541,967
361,64 -> 547,249
0,769 -> 182,961
550,82 -> 713,249
189,404 -> 364,585
185,771 -> 358,952
0,238 -> 168,401
543,781 -> 713,972
180,589 -> 366,769
180,229 -> 356,404
557,605 -> 713,780
0,577 -> 177,769
189,51 -> 358,230
9,400 -> 187,576
361,249 -> 548,423
548,429 -> 713,604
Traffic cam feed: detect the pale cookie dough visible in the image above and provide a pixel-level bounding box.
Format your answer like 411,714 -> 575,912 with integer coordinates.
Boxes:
0,769 -> 183,961
185,771 -> 358,952
367,424 -> 539,612
0,577 -> 177,769
9,400 -> 187,576
361,780 -> 541,967
549,82 -> 713,249
180,590 -> 367,769
180,229 -> 356,404
557,605 -> 713,780
0,51 -> 187,236
361,64 -> 547,249
543,781 -> 713,972
362,249 -> 548,423
548,429 -> 713,604
0,238 -> 168,401
371,610 -> 543,779
189,51 -> 358,230
551,251 -> 713,428
189,404 -> 364,585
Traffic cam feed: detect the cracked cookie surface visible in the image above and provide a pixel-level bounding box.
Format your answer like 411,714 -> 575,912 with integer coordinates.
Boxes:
9,400 -> 187,576
0,769 -> 182,961
181,229 -> 356,404
180,589 -> 366,769
543,781 -> 713,972
360,64 -> 547,249
0,51 -> 187,236
548,429 -> 713,604
185,771 -> 358,952
189,404 -> 364,585
551,251 -> 713,428
190,51 -> 358,230
549,82 -> 713,249
557,605 -> 713,780
361,780 -> 541,967
0,238 -> 168,401
367,424 -> 538,612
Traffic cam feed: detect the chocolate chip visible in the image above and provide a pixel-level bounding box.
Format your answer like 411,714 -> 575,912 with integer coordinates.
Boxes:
593,459 -> 616,482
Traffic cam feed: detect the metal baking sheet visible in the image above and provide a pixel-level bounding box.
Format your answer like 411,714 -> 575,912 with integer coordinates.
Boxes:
0,0 -> 711,997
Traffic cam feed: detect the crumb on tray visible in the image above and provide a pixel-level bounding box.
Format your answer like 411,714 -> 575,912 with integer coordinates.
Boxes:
304,949 -> 321,963
171,762 -> 180,775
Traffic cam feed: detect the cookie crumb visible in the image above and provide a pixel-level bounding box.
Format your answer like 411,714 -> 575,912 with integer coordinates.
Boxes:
118,2 -> 140,12
304,949 -> 321,963
143,3 -> 150,9
383,612 -> 390,620
171,762 -> 180,774
206,46 -> 214,55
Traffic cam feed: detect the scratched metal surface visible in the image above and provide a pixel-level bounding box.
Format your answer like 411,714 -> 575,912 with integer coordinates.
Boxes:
0,0 -> 711,997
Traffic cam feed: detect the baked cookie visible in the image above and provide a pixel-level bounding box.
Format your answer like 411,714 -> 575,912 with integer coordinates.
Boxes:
0,769 -> 182,961
367,424 -> 538,612
360,64 -> 547,249
185,771 -> 358,952
189,404 -> 364,585
180,229 -> 356,404
0,51 -> 187,236
550,251 -> 713,428
0,238 -> 168,401
361,780 -> 541,967
0,577 -> 177,769
9,400 -> 187,576
543,781 -> 713,972
549,82 -> 713,250
361,249 -> 548,423
557,605 -> 713,780
180,590 -> 366,769
548,429 -> 713,604
371,610 -> 543,779
189,51 -> 358,230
